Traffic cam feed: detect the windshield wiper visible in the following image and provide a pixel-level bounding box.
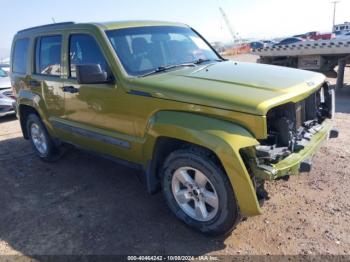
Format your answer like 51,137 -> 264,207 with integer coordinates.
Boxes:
193,58 -> 224,65
139,63 -> 196,77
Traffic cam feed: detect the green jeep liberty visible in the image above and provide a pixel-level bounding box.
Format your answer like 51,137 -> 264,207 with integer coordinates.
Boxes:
11,21 -> 337,236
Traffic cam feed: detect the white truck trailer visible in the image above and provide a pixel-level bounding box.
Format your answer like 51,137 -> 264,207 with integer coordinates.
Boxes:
252,39 -> 350,88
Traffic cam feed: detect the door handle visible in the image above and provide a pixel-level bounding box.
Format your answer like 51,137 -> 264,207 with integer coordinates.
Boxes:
62,86 -> 79,93
29,80 -> 40,87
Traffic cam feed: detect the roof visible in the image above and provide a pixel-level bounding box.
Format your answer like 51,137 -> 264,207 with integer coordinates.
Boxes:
17,22 -> 75,34
16,20 -> 187,35
96,20 -> 187,30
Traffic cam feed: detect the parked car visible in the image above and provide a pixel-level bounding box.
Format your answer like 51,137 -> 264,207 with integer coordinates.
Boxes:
274,37 -> 304,46
261,40 -> 277,47
304,31 -> 335,41
333,22 -> 350,35
0,63 -> 10,73
11,21 -> 337,236
0,68 -> 16,117
249,41 -> 264,49
293,32 -> 335,41
251,40 -> 277,49
0,68 -> 7,78
336,32 -> 350,39
293,33 -> 307,39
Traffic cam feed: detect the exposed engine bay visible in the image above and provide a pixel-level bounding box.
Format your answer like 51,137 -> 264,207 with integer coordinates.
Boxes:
256,82 -> 335,164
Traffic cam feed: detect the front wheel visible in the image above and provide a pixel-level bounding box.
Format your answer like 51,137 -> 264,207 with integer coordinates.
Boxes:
161,147 -> 240,236
26,114 -> 61,162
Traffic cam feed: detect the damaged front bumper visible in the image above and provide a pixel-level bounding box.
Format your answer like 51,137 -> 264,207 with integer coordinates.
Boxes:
249,119 -> 337,181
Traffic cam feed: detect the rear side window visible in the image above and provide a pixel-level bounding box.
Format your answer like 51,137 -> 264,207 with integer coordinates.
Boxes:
69,34 -> 109,78
12,38 -> 29,74
35,35 -> 62,76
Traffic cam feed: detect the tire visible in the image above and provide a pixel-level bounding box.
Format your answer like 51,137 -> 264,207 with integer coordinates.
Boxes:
161,147 -> 240,236
26,114 -> 61,162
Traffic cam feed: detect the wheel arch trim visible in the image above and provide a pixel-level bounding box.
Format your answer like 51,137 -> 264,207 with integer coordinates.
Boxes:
17,90 -> 55,138
143,111 -> 262,216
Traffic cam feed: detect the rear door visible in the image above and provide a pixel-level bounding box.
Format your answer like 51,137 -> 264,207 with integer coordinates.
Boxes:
30,34 -> 65,122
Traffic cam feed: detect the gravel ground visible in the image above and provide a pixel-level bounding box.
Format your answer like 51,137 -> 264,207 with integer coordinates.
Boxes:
0,55 -> 349,258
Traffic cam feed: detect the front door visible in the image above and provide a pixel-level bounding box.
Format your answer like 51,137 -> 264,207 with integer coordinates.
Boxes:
59,33 -> 136,160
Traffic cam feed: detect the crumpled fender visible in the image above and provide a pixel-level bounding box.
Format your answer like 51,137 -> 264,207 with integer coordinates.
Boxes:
142,111 -> 262,216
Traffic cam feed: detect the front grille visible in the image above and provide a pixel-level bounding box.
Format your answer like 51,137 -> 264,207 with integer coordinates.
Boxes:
295,101 -> 304,129
291,92 -> 318,131
267,92 -> 317,132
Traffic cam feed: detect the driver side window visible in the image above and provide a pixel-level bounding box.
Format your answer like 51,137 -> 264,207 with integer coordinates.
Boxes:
69,34 -> 109,78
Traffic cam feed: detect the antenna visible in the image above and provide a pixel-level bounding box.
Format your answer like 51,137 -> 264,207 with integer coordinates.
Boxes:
51,17 -> 56,23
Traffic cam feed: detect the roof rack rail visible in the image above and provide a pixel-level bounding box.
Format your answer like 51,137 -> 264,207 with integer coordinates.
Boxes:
17,22 -> 75,33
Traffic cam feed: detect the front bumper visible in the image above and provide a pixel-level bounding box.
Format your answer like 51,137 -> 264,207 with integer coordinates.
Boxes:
0,110 -> 15,117
251,119 -> 335,180
0,100 -> 16,117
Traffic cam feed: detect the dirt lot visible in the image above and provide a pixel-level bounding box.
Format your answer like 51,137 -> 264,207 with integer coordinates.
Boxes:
0,55 -> 349,257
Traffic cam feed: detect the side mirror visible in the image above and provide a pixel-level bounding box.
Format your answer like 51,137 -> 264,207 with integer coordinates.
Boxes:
76,64 -> 110,84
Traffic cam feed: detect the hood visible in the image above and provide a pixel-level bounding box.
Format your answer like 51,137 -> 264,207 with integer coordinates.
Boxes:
0,76 -> 11,89
130,61 -> 326,115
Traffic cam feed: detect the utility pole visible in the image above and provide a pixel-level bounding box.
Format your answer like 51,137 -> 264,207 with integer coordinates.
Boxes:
331,1 -> 340,30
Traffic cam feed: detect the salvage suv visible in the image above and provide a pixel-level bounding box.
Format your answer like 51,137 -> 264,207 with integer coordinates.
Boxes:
11,21 -> 337,236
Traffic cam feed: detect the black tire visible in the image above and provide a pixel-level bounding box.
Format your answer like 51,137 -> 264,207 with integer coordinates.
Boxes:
161,147 -> 240,236
26,114 -> 61,162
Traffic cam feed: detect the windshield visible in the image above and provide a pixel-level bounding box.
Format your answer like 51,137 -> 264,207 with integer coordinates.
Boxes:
106,26 -> 220,76
0,68 -> 7,77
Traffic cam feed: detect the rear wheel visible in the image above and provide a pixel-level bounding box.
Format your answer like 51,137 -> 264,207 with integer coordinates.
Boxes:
26,114 -> 61,162
161,147 -> 240,236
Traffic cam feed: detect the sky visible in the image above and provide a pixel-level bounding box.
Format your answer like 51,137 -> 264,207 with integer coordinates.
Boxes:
1,0 -> 350,58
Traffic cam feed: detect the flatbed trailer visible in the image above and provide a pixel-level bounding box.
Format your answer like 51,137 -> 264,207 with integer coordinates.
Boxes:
252,39 -> 350,88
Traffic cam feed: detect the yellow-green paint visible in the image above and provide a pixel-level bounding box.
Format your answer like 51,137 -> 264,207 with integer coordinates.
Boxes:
11,21 -> 331,217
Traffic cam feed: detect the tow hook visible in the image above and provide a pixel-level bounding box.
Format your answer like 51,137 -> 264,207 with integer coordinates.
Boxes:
329,128 -> 339,139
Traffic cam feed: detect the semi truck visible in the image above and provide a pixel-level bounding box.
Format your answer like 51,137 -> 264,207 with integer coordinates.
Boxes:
252,38 -> 350,88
